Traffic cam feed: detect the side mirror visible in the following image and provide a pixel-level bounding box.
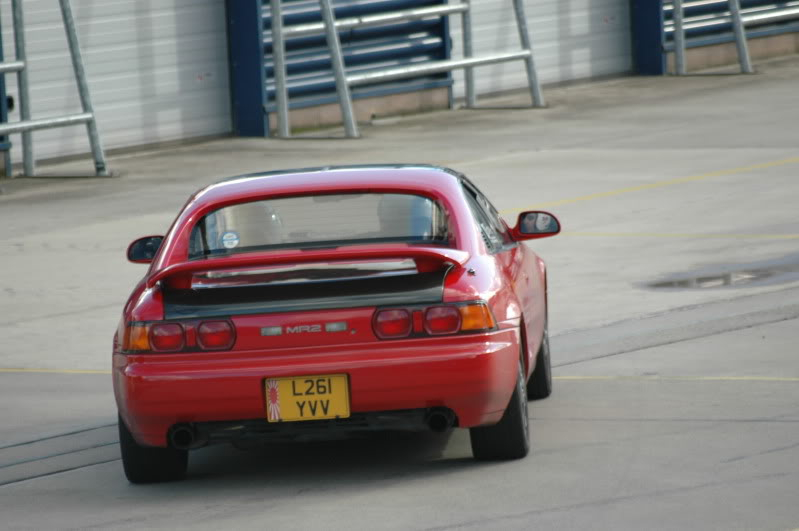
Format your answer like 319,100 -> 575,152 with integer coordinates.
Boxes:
127,235 -> 164,264
512,211 -> 561,240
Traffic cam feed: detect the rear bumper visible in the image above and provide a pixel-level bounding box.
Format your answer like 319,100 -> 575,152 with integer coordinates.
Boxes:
190,408 -> 451,447
114,327 -> 520,447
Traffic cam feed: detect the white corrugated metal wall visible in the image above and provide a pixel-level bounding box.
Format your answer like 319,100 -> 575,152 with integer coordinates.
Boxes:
0,0 -> 231,164
0,1 -> 632,163
449,0 -> 632,98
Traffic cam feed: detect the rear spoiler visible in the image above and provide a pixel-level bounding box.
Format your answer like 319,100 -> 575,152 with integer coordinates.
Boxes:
146,245 -> 469,289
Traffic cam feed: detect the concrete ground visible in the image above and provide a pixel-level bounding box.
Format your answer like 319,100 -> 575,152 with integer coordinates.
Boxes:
1,55 -> 798,529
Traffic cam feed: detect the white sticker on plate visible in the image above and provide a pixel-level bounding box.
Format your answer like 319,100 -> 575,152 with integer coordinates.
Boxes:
221,231 -> 240,249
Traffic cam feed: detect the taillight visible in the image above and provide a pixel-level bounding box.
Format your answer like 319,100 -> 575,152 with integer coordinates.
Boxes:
124,324 -> 150,352
459,303 -> 496,331
122,320 -> 235,353
149,323 -> 185,352
373,302 -> 495,339
424,306 -> 461,335
373,309 -> 412,339
198,320 -> 236,350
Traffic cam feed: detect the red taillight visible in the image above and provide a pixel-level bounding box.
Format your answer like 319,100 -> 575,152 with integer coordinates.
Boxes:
372,302 -> 495,340
424,306 -> 462,335
198,320 -> 235,350
149,323 -> 185,352
373,309 -> 412,339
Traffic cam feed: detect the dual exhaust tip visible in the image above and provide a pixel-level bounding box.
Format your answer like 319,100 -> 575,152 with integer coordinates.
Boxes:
169,409 -> 456,449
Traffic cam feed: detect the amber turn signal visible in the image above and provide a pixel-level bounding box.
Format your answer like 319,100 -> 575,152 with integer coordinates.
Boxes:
459,303 -> 496,331
124,325 -> 151,352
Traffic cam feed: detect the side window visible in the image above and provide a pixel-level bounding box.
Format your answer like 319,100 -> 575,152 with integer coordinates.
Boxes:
462,183 -> 512,250
475,192 -> 512,246
462,184 -> 505,251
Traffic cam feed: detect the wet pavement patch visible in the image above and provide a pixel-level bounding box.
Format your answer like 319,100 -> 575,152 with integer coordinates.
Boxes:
647,254 -> 799,290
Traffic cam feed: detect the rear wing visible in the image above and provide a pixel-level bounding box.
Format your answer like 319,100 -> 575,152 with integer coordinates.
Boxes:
146,245 -> 469,289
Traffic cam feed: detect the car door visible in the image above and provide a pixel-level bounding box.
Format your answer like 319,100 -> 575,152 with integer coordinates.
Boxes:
460,180 -> 544,368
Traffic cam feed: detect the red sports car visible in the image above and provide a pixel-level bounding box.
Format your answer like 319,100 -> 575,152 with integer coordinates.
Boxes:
114,165 -> 560,483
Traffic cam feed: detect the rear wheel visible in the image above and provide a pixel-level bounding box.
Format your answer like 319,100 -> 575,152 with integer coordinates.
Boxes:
469,358 -> 530,460
527,324 -> 552,400
118,415 -> 188,484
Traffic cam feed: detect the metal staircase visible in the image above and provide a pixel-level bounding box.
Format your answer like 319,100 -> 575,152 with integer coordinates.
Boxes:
270,0 -> 546,137
0,0 -> 107,177
669,0 -> 754,74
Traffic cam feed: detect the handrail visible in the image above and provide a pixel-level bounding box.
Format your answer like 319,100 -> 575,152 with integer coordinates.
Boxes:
0,60 -> 25,73
347,51 -> 533,86
1,0 -> 107,177
664,0 -> 795,13
0,113 -> 93,135
669,0 -> 753,73
665,2 -> 799,32
632,0 -> 799,75
269,0 -> 545,139
282,4 -> 469,38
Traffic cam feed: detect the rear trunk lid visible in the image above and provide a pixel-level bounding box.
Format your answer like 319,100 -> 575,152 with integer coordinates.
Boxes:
161,258 -> 451,349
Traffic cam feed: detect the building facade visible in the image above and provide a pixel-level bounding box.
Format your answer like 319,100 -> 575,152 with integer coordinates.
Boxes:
1,0 -> 796,164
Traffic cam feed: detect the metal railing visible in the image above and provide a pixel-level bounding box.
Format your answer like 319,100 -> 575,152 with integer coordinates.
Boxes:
664,1 -> 799,73
281,4 -> 469,37
665,1 -> 799,36
0,0 -> 107,177
668,0 -> 753,73
270,0 -> 545,138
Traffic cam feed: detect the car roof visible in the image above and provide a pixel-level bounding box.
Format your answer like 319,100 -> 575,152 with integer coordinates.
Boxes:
154,165 -> 485,270
216,164 -> 460,183
189,165 -> 465,211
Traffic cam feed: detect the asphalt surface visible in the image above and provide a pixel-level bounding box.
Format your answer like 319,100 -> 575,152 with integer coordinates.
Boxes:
1,56 -> 798,529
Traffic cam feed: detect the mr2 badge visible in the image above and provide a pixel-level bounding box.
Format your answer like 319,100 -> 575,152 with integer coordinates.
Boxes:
261,322 -> 348,336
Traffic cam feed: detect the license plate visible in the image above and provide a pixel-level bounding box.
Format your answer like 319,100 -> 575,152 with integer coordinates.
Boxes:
265,374 -> 350,422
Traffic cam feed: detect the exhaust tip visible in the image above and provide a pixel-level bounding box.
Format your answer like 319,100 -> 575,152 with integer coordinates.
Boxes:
168,424 -> 198,450
426,409 -> 455,433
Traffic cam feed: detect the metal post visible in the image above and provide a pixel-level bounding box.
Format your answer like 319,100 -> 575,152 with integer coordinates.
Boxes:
0,9 -> 12,178
59,0 -> 108,176
319,0 -> 359,138
673,0 -> 687,75
461,3 -> 476,108
728,0 -> 754,74
271,0 -> 291,138
11,0 -> 33,176
511,0 -> 545,107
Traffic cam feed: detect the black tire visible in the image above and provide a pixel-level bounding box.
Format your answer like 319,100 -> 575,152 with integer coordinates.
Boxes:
118,415 -> 188,484
527,324 -> 552,400
469,358 -> 530,460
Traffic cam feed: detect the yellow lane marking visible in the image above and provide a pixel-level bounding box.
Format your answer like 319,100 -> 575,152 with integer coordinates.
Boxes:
562,232 -> 799,240
0,368 -> 111,375
501,156 -> 799,214
555,376 -> 799,382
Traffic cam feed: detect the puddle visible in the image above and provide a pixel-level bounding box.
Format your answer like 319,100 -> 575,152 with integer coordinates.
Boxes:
647,254 -> 799,290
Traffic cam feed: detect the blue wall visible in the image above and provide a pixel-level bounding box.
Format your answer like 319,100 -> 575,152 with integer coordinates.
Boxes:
226,0 -> 452,137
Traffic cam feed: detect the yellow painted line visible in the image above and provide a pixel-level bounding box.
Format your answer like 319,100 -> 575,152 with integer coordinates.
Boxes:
501,156 -> 799,214
555,375 -> 799,382
562,232 -> 799,240
0,368 -> 111,375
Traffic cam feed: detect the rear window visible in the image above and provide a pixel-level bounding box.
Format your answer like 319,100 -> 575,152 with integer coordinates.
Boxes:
189,193 -> 449,258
